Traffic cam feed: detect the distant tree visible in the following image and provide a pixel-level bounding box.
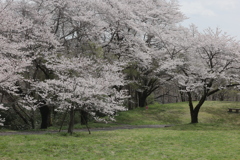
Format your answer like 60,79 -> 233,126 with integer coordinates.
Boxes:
162,26 -> 240,123
96,0 -> 186,108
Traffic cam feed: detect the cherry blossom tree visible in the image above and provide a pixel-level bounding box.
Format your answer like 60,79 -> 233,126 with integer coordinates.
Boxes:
0,0 -> 58,128
5,0 -> 238,129
95,0 -> 186,108
0,1 -> 29,92
17,0 -> 131,132
29,0 -> 185,111
32,54 -> 128,133
0,1 -> 32,126
161,26 -> 240,123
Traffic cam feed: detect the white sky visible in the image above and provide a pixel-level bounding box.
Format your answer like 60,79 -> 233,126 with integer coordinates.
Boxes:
178,0 -> 240,40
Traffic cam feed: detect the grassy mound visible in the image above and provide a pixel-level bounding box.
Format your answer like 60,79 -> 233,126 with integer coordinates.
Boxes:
115,101 -> 240,127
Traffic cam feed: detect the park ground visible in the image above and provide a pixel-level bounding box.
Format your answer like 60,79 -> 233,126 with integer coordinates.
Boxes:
1,101 -> 240,160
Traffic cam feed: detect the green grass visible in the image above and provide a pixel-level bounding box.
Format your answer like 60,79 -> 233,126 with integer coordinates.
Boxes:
1,101 -> 240,160
114,102 -> 187,125
1,127 -> 240,160
115,101 -> 240,127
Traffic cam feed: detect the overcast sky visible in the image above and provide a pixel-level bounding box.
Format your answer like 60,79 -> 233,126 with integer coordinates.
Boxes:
178,0 -> 240,40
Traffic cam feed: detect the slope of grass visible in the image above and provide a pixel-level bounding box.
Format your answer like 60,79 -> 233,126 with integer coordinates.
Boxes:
115,101 -> 240,127
1,101 -> 240,160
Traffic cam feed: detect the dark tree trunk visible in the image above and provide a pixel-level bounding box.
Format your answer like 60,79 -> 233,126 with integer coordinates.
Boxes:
48,109 -> 53,127
127,85 -> 136,110
59,107 -> 69,132
190,108 -> 200,123
68,107 -> 75,134
39,105 -> 50,129
219,94 -> 225,101
138,92 -> 147,108
180,91 -> 186,102
187,92 -> 207,124
139,97 -> 147,108
80,110 -> 88,125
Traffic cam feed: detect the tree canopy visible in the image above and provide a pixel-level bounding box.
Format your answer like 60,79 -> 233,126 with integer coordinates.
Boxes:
0,0 -> 240,131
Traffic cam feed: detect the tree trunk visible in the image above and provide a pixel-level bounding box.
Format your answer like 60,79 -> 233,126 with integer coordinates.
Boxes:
127,85 -> 134,110
39,105 -> 50,129
30,119 -> 35,129
180,91 -> 186,102
48,108 -> 53,127
80,110 -> 88,125
138,92 -> 147,108
188,92 -> 207,124
30,109 -> 35,129
68,107 -> 75,134
190,109 -> 199,123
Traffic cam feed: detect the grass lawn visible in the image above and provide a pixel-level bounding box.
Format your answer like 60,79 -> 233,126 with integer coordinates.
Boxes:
116,101 -> 240,126
1,101 -> 240,160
